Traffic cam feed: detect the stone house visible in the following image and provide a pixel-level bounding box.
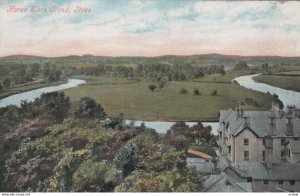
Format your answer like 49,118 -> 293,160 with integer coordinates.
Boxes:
217,104 -> 300,192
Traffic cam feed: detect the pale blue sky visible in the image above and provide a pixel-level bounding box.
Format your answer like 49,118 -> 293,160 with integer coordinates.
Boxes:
0,0 -> 299,56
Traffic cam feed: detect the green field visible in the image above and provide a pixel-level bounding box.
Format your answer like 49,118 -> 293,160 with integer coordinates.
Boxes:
254,74 -> 300,92
64,76 -> 275,121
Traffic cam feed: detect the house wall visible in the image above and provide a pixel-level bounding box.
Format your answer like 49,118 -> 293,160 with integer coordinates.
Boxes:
234,129 -> 260,163
272,138 -> 286,163
252,180 -> 300,192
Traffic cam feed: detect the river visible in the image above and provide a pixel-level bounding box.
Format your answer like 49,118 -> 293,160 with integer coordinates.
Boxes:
0,79 -> 86,108
233,74 -> 300,107
1,74 -> 299,135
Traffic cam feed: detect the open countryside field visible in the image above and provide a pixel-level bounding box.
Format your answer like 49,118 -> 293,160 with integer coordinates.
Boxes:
254,74 -> 300,92
64,77 -> 275,121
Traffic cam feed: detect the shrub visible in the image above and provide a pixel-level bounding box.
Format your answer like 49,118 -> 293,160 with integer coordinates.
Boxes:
210,89 -> 218,96
179,88 -> 188,94
193,88 -> 200,95
148,84 -> 157,92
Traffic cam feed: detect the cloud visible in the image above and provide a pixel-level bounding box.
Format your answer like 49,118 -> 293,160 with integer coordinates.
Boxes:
0,0 -> 300,57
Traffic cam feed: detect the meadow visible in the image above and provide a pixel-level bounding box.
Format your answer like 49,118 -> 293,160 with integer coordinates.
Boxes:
64,75 -> 275,121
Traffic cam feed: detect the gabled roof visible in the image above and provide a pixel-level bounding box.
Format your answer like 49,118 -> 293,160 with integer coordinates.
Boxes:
233,127 -> 260,138
203,172 -> 253,192
219,109 -> 300,138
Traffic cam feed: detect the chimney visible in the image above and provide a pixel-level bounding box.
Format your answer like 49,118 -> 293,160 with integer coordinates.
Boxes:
239,105 -> 245,118
286,116 -> 294,136
268,115 -> 276,136
235,107 -> 240,119
243,116 -> 250,128
263,137 -> 273,168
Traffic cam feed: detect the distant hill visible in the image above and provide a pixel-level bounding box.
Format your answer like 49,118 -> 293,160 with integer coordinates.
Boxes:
1,54 -> 299,68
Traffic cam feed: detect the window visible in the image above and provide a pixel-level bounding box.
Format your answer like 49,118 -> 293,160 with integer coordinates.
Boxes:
288,149 -> 291,157
244,151 -> 249,161
281,139 -> 286,145
278,180 -> 284,185
228,146 -> 231,154
247,177 -> 252,182
262,150 -> 266,161
290,180 -> 295,186
263,180 -> 269,185
244,138 -> 249,146
263,139 -> 266,146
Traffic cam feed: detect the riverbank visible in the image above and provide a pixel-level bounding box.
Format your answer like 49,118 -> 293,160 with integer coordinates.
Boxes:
0,80 -> 67,99
253,74 -> 300,92
0,79 -> 85,108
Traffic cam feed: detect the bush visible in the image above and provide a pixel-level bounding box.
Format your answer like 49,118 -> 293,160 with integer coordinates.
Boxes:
193,88 -> 200,96
210,89 -> 218,96
73,97 -> 106,119
179,88 -> 188,94
148,84 -> 157,92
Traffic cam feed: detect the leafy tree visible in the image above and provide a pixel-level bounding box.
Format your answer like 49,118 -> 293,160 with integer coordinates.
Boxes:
113,139 -> 139,176
179,88 -> 188,94
190,122 -> 213,143
3,78 -> 11,88
210,89 -> 218,96
148,84 -> 157,92
73,160 -> 121,192
261,63 -> 269,72
74,97 -> 106,119
234,61 -> 249,70
39,92 -> 70,122
193,88 -> 200,95
165,122 -> 191,151
116,148 -> 203,192
20,92 -> 70,122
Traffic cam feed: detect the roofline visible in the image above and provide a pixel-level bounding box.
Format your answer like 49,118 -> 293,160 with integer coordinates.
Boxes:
233,126 -> 261,138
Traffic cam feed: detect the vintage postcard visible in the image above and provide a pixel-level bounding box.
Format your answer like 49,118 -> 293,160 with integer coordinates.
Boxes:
0,0 -> 300,193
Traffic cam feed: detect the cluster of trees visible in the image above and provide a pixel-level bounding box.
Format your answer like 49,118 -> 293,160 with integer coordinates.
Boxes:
0,63 -> 66,91
108,63 -> 225,82
164,122 -> 214,151
234,61 -> 249,70
0,93 -> 204,192
0,63 -> 41,89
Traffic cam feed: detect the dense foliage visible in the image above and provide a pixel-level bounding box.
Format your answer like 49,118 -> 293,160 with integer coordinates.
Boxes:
0,93 -> 203,192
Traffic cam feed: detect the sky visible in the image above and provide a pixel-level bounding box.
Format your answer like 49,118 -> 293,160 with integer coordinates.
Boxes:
0,0 -> 300,57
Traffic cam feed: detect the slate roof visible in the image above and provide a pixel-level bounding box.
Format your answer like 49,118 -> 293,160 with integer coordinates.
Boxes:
203,172 -> 253,192
186,157 -> 215,174
231,163 -> 300,180
219,109 -> 300,138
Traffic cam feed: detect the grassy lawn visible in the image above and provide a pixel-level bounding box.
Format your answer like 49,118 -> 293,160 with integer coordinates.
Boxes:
254,74 -> 300,92
0,80 -> 66,99
64,76 -> 275,121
